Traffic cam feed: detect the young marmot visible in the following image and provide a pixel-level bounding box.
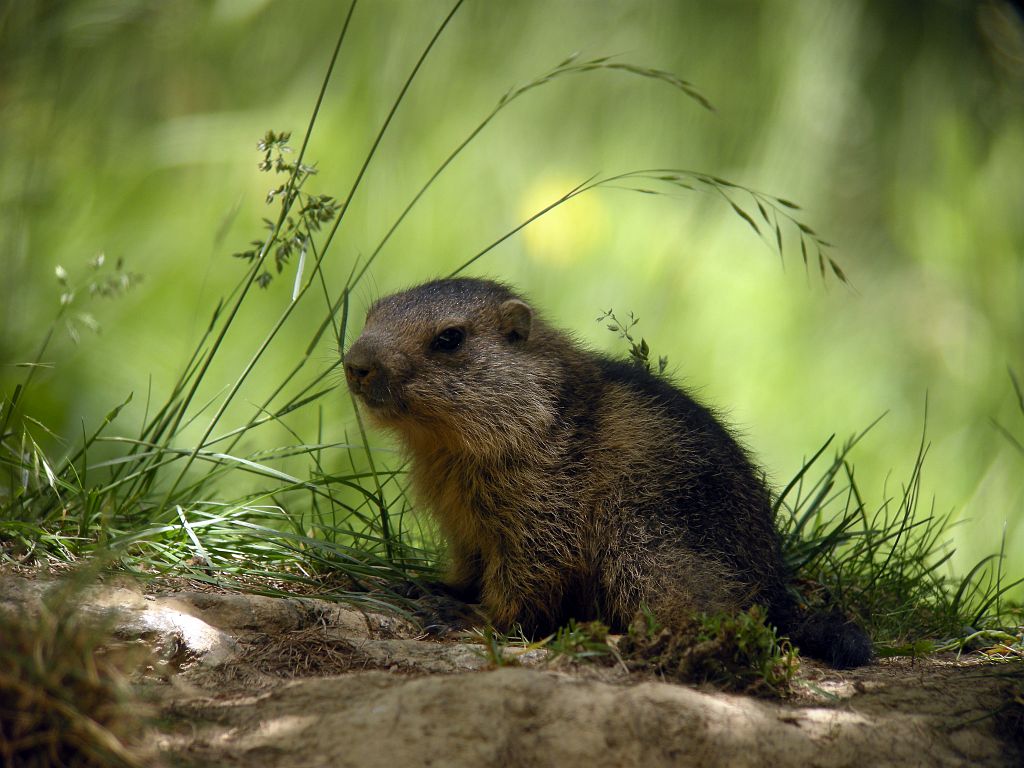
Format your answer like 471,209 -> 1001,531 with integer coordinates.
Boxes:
343,278 -> 871,668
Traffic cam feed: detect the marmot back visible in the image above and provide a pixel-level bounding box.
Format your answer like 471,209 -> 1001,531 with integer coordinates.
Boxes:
344,277 -> 871,668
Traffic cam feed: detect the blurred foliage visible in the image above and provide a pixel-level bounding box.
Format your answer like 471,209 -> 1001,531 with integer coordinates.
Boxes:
0,575 -> 147,767
1,1 -> 1022,593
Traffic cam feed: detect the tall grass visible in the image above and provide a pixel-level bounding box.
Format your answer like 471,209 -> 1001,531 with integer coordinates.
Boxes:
0,0 -> 1017,648
775,411 -> 1022,650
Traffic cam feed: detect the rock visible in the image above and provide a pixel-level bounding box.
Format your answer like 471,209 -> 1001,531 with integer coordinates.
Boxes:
165,664 -> 1019,768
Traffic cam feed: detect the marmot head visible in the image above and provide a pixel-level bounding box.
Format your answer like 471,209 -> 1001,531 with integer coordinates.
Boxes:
343,278 -> 560,456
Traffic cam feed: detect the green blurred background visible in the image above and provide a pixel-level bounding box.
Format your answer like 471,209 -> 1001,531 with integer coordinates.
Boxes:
2,1 -> 1022,592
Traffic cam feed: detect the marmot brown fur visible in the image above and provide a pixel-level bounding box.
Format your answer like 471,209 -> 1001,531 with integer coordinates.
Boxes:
344,278 -> 871,668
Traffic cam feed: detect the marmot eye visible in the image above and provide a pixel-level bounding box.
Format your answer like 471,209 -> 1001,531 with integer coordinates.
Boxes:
431,327 -> 465,352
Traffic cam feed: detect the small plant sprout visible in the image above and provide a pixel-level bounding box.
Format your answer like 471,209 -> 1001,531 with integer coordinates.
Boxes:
597,309 -> 668,374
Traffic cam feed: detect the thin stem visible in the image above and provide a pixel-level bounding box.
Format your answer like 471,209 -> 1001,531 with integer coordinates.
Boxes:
159,3 -> 358,511
317,0 -> 466,264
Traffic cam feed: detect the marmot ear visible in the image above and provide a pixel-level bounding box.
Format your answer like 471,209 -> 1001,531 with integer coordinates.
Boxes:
498,299 -> 532,344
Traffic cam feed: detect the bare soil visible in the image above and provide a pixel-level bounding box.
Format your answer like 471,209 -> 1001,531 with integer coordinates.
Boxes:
2,572 -> 1021,767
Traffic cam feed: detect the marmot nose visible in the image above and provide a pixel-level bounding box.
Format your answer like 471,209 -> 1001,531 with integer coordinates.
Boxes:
343,347 -> 378,388
346,364 -> 373,383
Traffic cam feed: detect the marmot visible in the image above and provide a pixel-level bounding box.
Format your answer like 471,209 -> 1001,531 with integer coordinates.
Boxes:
343,278 -> 871,668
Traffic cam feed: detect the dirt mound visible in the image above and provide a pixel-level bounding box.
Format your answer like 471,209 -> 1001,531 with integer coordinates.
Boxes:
1,573 -> 1020,767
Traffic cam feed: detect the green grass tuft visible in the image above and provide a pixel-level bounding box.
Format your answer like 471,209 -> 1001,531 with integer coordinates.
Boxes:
776,414 -> 1022,652
618,605 -> 800,696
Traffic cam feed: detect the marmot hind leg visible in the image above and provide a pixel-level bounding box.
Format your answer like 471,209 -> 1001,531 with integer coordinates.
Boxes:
600,546 -> 754,632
